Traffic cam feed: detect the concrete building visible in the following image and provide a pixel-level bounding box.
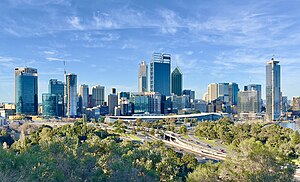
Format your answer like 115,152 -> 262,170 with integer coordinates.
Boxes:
108,88 -> 118,115
292,97 -> 300,111
65,73 -> 77,117
138,61 -> 148,92
266,58 -> 281,121
92,85 -> 105,107
171,66 -> 183,96
150,53 -> 171,96
208,83 -> 218,103
15,67 -> 38,115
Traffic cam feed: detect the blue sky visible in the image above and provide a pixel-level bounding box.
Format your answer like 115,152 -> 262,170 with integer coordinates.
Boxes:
0,0 -> 300,102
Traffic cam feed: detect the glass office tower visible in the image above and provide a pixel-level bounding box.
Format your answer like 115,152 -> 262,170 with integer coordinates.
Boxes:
65,73 -> 77,117
49,79 -> 64,116
15,67 -> 38,115
266,58 -> 281,121
171,66 -> 183,96
42,93 -> 58,117
138,61 -> 148,92
79,84 -> 89,108
150,53 -> 171,96
229,82 -> 239,106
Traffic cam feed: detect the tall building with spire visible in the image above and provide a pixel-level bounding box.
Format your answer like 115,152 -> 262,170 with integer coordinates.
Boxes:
171,66 -> 183,96
150,53 -> 171,96
266,57 -> 281,121
15,67 -> 38,115
138,61 -> 148,92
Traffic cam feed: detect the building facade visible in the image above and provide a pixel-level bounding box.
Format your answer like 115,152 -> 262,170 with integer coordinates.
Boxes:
244,84 -> 262,112
171,66 -> 183,96
238,90 -> 259,114
266,58 -> 281,121
229,82 -> 239,106
208,83 -> 218,103
79,84 -> 89,108
15,67 -> 38,115
92,85 -> 105,107
138,61 -> 148,92
150,53 -> 171,96
65,73 -> 77,117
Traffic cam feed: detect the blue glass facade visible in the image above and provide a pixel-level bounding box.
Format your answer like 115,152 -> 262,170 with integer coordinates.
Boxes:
150,53 -> 171,96
42,93 -> 58,116
15,68 -> 38,115
49,79 -> 65,116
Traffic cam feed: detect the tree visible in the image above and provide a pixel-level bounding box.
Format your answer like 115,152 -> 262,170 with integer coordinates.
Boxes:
187,161 -> 220,182
219,138 -> 295,182
179,125 -> 188,135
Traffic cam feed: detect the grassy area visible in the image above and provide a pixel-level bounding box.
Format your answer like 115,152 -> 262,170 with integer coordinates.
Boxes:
121,133 -> 142,141
181,135 -> 190,139
196,137 -> 218,147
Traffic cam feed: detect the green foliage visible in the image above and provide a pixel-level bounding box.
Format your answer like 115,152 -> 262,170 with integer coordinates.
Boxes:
1,122 -> 198,181
179,125 -> 188,135
188,139 -> 295,182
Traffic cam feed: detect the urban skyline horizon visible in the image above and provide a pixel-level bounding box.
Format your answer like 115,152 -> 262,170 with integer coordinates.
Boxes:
0,55 -> 291,103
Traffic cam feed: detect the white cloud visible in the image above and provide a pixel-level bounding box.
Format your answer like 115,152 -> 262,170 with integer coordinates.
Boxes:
67,16 -> 83,30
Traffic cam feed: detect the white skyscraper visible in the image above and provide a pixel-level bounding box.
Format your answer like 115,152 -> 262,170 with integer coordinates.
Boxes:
208,83 -> 218,103
266,58 -> 281,121
138,61 -> 148,92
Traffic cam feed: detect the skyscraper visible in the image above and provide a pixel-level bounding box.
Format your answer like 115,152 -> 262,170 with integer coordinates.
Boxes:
150,53 -> 171,96
15,67 -> 38,115
92,85 -> 105,107
108,88 -> 118,115
138,61 -> 148,92
42,93 -> 58,117
244,84 -> 262,112
207,83 -> 218,103
238,90 -> 259,114
79,84 -> 89,108
229,82 -> 239,106
48,79 -> 64,116
65,73 -> 77,117
171,66 -> 183,96
218,83 -> 229,103
266,58 -> 281,121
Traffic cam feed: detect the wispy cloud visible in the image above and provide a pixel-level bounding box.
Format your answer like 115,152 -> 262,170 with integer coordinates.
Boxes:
67,16 -> 83,30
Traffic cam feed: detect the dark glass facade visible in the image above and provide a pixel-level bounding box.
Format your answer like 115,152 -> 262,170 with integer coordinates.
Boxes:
171,67 -> 182,96
49,79 -> 65,116
150,53 -> 171,96
15,67 -> 38,115
42,93 -> 58,116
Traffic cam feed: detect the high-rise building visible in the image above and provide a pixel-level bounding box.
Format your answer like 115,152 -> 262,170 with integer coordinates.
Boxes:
15,67 -> 38,115
266,58 -> 281,121
229,82 -> 239,106
292,97 -> 300,111
92,85 -> 105,107
49,79 -> 64,96
244,84 -> 262,112
238,90 -> 259,114
48,79 -> 64,116
138,61 -> 148,92
218,83 -> 229,103
130,92 -> 161,114
79,84 -> 89,108
171,66 -> 183,96
65,73 -> 77,117
150,53 -> 171,96
42,93 -> 58,117
108,88 -> 118,115
208,83 -> 218,103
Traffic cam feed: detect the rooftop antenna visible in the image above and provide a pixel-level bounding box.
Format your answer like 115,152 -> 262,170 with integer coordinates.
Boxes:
64,60 -> 66,75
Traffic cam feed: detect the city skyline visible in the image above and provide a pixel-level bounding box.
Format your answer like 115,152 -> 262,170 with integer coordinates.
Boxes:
1,0 -> 300,102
